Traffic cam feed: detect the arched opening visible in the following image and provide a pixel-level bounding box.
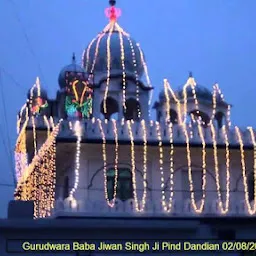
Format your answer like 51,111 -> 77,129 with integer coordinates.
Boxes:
190,110 -> 210,127
169,109 -> 178,124
215,112 -> 225,129
100,97 -> 119,120
124,98 -> 141,121
63,176 -> 69,199
249,172 -> 255,202
107,168 -> 133,201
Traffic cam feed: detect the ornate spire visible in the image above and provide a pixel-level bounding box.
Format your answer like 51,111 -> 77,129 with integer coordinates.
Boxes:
72,53 -> 76,64
109,0 -> 116,6
105,0 -> 121,22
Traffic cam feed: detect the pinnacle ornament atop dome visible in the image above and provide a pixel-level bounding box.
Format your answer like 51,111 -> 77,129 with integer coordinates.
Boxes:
105,0 -> 121,23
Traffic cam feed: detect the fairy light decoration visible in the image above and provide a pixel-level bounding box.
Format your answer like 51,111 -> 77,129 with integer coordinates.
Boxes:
236,126 -> 256,215
69,121 -> 82,202
15,120 -> 62,218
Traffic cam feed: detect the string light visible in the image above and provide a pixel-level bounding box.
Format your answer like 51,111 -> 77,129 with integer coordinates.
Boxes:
15,120 -> 62,218
236,126 -> 256,215
128,36 -> 141,118
248,127 -> 256,214
162,123 -> 175,212
69,121 -> 82,202
140,120 -> 148,212
31,116 -> 37,156
127,120 -> 141,211
211,84 -> 217,120
118,31 -> 127,112
88,33 -> 105,81
210,122 -> 230,214
84,37 -> 97,72
189,77 -> 207,213
103,24 -> 114,114
164,79 -> 182,125
163,79 -> 171,122
98,119 -> 118,207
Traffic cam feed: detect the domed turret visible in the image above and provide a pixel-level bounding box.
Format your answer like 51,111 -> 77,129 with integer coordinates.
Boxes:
82,2 -> 145,81
83,31 -> 144,78
58,53 -> 85,89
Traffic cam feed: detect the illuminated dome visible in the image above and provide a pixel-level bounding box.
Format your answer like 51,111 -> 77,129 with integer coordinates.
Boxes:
58,54 -> 85,89
82,5 -> 145,79
176,85 -> 223,102
159,84 -> 223,103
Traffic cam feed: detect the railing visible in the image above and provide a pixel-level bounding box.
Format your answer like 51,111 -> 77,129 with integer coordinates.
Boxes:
25,117 -> 255,146
52,197 -> 256,217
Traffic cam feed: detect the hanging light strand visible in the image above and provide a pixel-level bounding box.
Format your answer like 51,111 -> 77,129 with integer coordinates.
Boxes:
103,24 -> 114,114
236,127 -> 256,215
69,121 -> 82,200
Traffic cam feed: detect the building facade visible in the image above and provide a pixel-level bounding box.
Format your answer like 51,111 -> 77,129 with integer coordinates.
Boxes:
2,1 -> 256,255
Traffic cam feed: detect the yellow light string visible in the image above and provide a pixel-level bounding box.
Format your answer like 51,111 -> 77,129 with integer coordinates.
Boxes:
179,76 -> 206,213
155,122 -> 165,208
162,123 -> 175,212
210,122 -> 230,214
103,24 -> 114,114
15,120 -> 63,190
248,127 -> 256,213
236,126 -> 256,215
189,77 -> 207,213
127,120 -> 142,211
88,33 -> 106,80
221,125 -> 230,213
31,116 -> 37,156
111,119 -> 119,206
98,119 -> 118,206
163,79 -> 171,122
164,79 -> 182,125
127,36 -> 141,118
118,31 -> 127,112
69,121 -> 82,201
227,105 -> 231,127
211,84 -> 217,120
139,120 -> 148,212
49,116 -> 55,129
84,37 -> 97,71
15,120 -> 62,218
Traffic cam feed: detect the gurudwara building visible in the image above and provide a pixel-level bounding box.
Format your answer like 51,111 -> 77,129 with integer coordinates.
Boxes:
1,1 -> 256,255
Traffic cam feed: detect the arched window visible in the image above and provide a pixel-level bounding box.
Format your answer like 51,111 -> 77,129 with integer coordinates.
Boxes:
124,98 -> 141,121
100,97 -> 119,120
249,172 -> 255,202
107,168 -> 133,201
63,176 -> 69,199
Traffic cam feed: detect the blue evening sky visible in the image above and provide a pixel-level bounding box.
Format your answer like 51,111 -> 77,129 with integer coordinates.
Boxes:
0,0 -> 255,217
